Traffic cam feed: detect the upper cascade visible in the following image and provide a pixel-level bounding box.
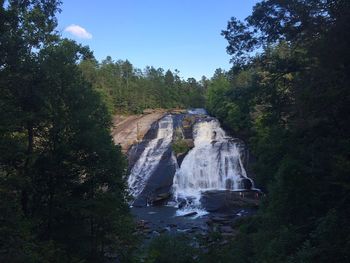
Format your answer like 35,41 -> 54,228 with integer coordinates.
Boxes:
187,108 -> 208,115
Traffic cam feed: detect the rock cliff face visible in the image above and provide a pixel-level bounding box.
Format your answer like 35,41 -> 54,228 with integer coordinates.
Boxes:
111,110 -> 166,153
127,115 -> 177,207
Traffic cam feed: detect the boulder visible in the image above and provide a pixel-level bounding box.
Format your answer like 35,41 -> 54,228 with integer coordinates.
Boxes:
220,225 -> 233,233
241,178 -> 253,190
143,108 -> 155,114
176,152 -> 188,166
132,197 -> 148,207
200,190 -> 261,212
182,211 -> 198,217
151,192 -> 171,205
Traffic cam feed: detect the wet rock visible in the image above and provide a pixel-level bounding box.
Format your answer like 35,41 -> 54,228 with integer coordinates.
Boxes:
132,147 -> 177,207
182,211 -> 198,217
132,197 -> 148,207
127,140 -> 149,174
201,190 -> 262,212
236,209 -> 250,217
173,139 -> 194,165
151,192 -> 171,205
241,178 -> 253,190
177,199 -> 187,209
176,152 -> 188,166
182,117 -> 195,139
220,225 -> 233,233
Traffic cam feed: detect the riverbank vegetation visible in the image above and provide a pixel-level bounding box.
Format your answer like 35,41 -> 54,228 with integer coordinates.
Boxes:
205,0 -> 350,262
0,1 -> 134,262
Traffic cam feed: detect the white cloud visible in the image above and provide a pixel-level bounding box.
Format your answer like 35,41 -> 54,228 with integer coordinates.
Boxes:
64,24 -> 92,39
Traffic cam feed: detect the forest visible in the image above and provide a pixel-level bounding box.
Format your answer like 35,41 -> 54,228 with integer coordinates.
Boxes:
1,0 -> 349,262
205,0 -> 350,261
79,58 -> 206,114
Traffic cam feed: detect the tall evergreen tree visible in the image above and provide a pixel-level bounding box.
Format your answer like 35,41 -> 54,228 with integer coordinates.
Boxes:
1,1 -> 134,262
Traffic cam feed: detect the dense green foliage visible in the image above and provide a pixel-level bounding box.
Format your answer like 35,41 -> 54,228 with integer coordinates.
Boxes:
79,58 -> 206,114
137,234 -> 197,263
0,1 -> 134,262
171,140 -> 191,155
206,0 -> 350,261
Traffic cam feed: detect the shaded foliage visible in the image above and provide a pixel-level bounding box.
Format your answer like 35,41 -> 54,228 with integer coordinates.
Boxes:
0,1 -> 134,262
207,0 -> 350,261
136,234 -> 197,263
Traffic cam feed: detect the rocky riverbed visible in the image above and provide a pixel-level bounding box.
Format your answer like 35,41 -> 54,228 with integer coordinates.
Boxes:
131,189 -> 263,235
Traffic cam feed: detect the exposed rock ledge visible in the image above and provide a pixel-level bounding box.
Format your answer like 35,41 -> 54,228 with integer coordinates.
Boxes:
111,110 -> 166,153
112,109 -> 186,153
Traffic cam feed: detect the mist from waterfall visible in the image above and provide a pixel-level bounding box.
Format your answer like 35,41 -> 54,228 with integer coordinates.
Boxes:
128,115 -> 174,198
173,119 -> 251,208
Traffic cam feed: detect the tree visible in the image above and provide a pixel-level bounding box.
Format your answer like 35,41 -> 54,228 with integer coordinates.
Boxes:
208,0 -> 350,261
0,2 -> 134,261
34,39 -> 134,261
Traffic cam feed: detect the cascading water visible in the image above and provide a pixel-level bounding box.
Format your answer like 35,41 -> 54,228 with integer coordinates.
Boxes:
173,118 -> 252,211
128,115 -> 174,198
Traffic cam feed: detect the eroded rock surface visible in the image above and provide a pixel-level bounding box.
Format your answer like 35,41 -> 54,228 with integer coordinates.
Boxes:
112,111 -> 166,152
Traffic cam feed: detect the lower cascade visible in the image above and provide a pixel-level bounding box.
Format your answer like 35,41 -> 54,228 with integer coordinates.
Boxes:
173,118 -> 253,211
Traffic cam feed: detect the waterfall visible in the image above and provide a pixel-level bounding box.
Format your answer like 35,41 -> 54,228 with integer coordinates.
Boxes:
128,115 -> 174,198
173,119 -> 252,207
126,109 -> 254,212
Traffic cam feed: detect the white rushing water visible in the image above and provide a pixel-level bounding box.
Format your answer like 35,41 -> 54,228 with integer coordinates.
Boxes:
187,108 -> 208,115
128,115 -> 174,198
173,119 -> 252,209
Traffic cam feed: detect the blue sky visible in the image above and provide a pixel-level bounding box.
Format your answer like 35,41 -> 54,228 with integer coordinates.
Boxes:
57,0 -> 258,80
